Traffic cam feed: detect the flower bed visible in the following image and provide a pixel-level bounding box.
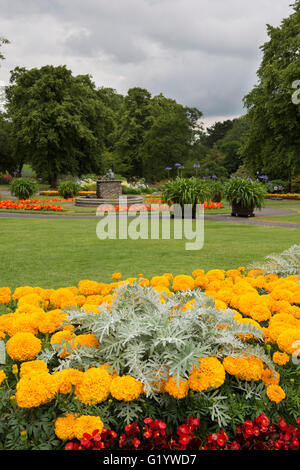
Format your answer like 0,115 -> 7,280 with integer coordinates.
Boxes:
0,199 -> 66,212
40,190 -> 95,196
0,258 -> 300,450
265,193 -> 300,200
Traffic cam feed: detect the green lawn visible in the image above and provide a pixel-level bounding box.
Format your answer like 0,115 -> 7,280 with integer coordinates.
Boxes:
0,217 -> 299,290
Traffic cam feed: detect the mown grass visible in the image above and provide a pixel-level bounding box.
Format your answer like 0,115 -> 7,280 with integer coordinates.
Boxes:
0,217 -> 299,290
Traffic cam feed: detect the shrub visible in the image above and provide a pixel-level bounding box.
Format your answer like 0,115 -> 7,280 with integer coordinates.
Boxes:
57,181 -> 81,199
9,177 -> 38,200
291,174 -> 300,193
0,174 -> 13,185
224,178 -> 266,215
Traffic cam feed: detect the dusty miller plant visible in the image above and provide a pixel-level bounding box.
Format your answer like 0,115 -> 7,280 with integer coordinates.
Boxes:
39,283 -> 275,398
248,244 -> 300,277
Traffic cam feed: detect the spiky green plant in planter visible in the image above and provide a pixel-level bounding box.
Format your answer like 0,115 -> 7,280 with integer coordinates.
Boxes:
162,177 -> 212,218
224,178 -> 266,217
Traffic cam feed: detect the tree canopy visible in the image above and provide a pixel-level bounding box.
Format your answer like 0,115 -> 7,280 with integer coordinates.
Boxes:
241,0 -> 300,184
6,65 -> 107,186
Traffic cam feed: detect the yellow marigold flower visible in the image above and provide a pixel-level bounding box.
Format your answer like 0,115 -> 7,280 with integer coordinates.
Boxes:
192,269 -> 205,278
223,355 -> 264,381
214,299 -> 227,311
50,330 -> 76,358
188,357 -> 225,392
16,371 -> 57,408
277,328 -> 300,355
19,360 -> 49,378
150,276 -> 170,288
75,367 -> 111,405
82,304 -> 102,314
75,334 -> 100,350
164,375 -> 189,399
262,368 -> 280,386
85,295 -> 103,305
205,269 -> 225,282
38,309 -> 68,334
0,287 -> 11,304
266,384 -> 286,404
273,351 -> 290,366
6,332 -> 42,362
53,368 -> 84,394
12,286 -> 35,302
55,413 -> 77,440
74,415 -> 104,440
138,278 -> 150,287
49,288 -> 77,309
78,280 -> 102,296
112,272 -> 122,280
194,274 -> 209,289
18,293 -> 43,308
110,376 -> 143,401
0,370 -> 7,385
172,275 -> 195,292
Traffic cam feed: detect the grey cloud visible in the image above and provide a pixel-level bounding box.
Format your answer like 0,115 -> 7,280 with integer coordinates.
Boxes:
0,0 -> 294,118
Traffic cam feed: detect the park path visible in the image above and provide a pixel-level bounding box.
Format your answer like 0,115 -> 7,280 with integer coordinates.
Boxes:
0,207 -> 299,228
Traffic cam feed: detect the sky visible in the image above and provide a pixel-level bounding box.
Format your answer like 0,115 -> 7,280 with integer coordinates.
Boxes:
0,0 -> 294,127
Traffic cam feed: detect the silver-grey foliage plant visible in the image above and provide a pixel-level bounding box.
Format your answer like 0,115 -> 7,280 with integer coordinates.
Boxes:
39,283 -> 275,400
248,244 -> 300,277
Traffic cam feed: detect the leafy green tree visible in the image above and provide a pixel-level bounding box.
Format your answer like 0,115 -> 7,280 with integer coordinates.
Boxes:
200,120 -> 234,148
241,1 -> 300,186
0,37 -> 9,61
6,65 -> 107,187
112,87 -> 153,178
217,116 -> 250,175
142,95 -> 203,181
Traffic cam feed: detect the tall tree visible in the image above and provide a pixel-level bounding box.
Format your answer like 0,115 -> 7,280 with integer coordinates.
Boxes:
217,115 -> 250,175
112,87 -> 153,177
6,65 -> 107,187
0,37 -> 9,61
241,1 -> 300,185
142,94 -> 202,181
200,119 -> 234,148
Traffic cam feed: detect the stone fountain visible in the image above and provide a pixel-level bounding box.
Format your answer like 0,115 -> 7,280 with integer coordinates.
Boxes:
75,170 -> 144,208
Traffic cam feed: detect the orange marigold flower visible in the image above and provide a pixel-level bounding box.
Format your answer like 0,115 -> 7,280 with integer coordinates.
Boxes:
164,375 -> 189,399
272,351 -> 290,366
55,413 -> 77,441
6,332 -> 42,362
0,369 -> 7,385
112,272 -> 122,280
266,384 -> 286,404
0,287 -> 11,304
74,415 -> 104,440
172,275 -> 195,292
110,376 -> 143,401
74,367 -> 111,405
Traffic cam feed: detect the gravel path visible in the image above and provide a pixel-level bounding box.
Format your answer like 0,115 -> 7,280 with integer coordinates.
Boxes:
0,207 -> 299,228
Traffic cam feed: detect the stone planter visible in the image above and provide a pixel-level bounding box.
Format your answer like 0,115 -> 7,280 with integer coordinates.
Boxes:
96,179 -> 122,199
231,200 -> 255,217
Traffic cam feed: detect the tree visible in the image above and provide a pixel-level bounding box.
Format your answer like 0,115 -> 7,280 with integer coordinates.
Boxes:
0,111 -> 17,174
6,65 -> 107,187
241,1 -> 300,185
200,119 -> 234,148
142,95 -> 203,181
112,87 -> 153,177
0,37 -> 9,61
217,116 -> 250,175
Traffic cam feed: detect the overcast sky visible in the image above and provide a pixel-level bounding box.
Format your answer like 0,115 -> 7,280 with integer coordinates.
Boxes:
0,0 -> 294,127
